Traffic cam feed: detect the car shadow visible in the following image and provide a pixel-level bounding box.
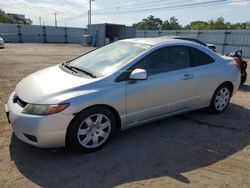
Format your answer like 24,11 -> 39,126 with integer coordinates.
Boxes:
239,84 -> 250,92
10,103 -> 250,187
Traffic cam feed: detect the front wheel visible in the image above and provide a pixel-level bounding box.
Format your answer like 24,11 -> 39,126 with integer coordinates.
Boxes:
67,107 -> 116,152
208,84 -> 232,114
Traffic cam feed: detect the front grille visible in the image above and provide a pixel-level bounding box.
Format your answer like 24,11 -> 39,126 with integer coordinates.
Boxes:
13,94 -> 27,108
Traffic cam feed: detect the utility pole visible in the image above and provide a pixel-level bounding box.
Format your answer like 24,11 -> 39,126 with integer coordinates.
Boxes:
88,0 -> 94,25
54,12 -> 57,27
39,17 -> 42,26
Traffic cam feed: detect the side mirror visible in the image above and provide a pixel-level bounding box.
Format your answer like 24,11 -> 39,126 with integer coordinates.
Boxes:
129,68 -> 148,80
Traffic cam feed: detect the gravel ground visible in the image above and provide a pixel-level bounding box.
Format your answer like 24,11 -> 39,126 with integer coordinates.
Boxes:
0,43 -> 250,188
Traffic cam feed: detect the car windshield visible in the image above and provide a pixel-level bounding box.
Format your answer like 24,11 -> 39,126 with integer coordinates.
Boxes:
69,41 -> 151,76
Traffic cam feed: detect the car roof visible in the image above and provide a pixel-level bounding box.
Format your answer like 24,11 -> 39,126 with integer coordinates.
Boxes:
122,37 -> 195,46
122,37 -> 222,62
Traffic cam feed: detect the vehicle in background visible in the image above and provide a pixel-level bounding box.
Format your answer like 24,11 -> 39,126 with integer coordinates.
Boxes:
0,37 -> 4,48
226,50 -> 248,84
5,38 -> 240,152
161,36 -> 216,51
206,43 -> 216,51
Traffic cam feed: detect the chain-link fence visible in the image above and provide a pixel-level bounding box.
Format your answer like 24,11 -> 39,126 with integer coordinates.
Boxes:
0,23 -> 87,44
136,30 -> 250,57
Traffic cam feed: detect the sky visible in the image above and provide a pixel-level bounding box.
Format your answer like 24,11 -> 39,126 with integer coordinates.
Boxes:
0,0 -> 250,28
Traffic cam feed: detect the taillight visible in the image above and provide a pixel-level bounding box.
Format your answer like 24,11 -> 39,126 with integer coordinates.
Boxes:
233,57 -> 241,71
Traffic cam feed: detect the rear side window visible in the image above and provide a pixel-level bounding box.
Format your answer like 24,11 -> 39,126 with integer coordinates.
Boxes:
189,47 -> 215,67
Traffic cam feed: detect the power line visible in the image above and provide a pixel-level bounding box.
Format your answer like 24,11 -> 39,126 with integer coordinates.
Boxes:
57,0 -> 250,23
60,1 -> 191,22
95,0 -> 194,12
115,0 -> 193,10
93,0 -> 230,15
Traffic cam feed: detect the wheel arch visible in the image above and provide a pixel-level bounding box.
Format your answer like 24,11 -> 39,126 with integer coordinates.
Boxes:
219,81 -> 234,96
208,81 -> 234,114
83,104 -> 122,132
65,104 -> 122,146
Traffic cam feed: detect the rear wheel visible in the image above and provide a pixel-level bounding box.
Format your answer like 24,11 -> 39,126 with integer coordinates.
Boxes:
208,84 -> 232,114
67,107 -> 116,152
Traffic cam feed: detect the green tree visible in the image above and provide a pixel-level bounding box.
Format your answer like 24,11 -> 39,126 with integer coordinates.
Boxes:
185,21 -> 209,30
208,17 -> 226,29
231,22 -> 250,29
162,17 -> 182,30
134,16 -> 250,30
0,9 -> 15,23
133,15 -> 163,30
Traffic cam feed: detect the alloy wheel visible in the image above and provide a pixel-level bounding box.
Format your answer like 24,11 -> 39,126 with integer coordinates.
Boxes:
214,87 -> 230,111
77,114 -> 111,148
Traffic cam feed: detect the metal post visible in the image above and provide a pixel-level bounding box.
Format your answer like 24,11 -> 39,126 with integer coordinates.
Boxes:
42,26 -> 47,43
64,27 -> 68,43
39,17 -> 42,26
222,30 -> 231,54
17,25 -> 22,43
88,0 -> 94,25
88,0 -> 92,25
197,31 -> 202,40
54,12 -> 57,27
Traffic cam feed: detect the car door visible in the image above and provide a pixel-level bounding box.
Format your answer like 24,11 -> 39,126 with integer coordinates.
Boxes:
126,45 -> 198,126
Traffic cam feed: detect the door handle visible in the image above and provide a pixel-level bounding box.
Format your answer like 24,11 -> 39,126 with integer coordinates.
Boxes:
182,74 -> 194,80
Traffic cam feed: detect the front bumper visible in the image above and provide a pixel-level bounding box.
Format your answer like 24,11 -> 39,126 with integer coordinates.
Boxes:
6,92 -> 74,148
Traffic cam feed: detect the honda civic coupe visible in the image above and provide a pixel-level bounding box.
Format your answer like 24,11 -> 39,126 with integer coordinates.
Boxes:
5,38 -> 241,152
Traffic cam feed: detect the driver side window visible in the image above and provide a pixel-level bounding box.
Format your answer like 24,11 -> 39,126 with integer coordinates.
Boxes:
135,46 -> 190,75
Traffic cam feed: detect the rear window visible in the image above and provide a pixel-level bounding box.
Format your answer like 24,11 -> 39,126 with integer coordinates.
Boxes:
189,47 -> 215,67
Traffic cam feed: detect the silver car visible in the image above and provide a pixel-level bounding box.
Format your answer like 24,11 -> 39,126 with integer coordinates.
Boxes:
5,38 -> 241,152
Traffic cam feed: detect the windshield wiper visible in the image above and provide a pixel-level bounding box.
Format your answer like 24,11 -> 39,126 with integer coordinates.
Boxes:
70,66 -> 97,78
63,63 -> 96,78
63,64 -> 78,73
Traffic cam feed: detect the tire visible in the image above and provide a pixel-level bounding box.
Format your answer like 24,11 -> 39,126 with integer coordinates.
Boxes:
240,71 -> 247,85
208,84 -> 232,114
67,106 -> 116,152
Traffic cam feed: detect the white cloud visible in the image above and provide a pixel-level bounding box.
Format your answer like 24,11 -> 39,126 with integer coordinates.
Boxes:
229,0 -> 250,5
1,0 -> 249,27
215,7 -> 231,12
0,0 -> 92,27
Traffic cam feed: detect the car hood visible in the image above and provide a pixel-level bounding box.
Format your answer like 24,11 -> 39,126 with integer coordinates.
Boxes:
15,65 -> 98,104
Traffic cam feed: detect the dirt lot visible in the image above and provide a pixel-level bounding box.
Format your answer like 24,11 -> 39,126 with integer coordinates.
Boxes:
0,43 -> 250,188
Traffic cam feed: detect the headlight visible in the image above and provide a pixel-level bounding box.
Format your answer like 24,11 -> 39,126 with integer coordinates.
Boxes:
22,103 -> 69,115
